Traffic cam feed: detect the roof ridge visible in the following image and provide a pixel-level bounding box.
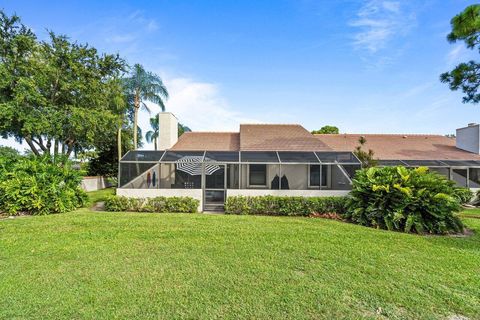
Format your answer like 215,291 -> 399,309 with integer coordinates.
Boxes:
313,133 -> 447,137
240,123 -> 302,126
183,131 -> 239,134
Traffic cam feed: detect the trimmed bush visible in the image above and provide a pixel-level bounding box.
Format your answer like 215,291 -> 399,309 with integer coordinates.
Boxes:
0,155 -> 87,215
104,196 -> 199,213
453,187 -> 474,205
345,166 -> 464,234
224,195 -> 348,216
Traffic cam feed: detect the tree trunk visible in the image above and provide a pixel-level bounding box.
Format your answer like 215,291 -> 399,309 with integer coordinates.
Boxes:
25,136 -> 40,156
154,137 -> 157,150
66,142 -> 75,158
133,92 -> 140,150
54,139 -> 59,159
117,125 -> 122,161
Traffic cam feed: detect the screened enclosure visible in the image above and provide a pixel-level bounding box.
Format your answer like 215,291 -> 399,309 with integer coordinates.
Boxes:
377,159 -> 480,188
118,150 -> 362,191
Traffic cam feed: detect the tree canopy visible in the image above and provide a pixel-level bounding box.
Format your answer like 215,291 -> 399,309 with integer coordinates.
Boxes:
311,125 -> 339,134
0,11 -> 127,156
441,4 -> 480,103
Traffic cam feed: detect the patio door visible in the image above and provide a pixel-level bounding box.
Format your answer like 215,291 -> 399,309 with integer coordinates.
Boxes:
204,164 -> 226,211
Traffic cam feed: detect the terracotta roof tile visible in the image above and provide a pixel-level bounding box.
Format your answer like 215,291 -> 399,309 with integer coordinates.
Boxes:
170,132 -> 239,151
239,124 -> 331,151
314,134 -> 480,160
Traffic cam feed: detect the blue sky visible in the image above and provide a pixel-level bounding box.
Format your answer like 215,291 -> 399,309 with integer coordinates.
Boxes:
1,0 -> 479,151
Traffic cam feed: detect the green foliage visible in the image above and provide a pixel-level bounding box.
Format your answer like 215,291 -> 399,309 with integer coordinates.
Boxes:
0,155 -> 87,215
311,125 -> 339,134
123,64 -> 168,149
441,4 -> 480,103
178,123 -> 191,137
87,128 -> 134,177
353,136 -> 377,168
345,166 -> 464,234
104,196 -> 199,213
0,11 -> 127,156
0,146 -> 20,164
453,187 -> 474,205
224,196 -> 348,216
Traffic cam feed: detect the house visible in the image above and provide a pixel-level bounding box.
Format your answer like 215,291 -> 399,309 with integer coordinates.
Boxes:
118,113 -> 480,211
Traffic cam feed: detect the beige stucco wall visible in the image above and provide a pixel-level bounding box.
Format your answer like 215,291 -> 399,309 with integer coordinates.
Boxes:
158,112 -> 178,150
81,176 -> 112,192
117,188 -> 203,212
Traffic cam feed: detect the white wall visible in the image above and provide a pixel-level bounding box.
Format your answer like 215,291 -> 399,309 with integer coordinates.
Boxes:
158,112 -> 178,150
81,176 -> 112,192
117,188 -> 203,211
456,124 -> 480,154
227,189 -> 349,197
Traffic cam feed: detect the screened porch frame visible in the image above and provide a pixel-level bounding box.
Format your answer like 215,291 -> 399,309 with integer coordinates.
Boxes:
118,150 -> 362,189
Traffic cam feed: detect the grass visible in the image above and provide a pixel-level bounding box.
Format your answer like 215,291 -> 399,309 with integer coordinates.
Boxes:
0,192 -> 479,319
83,187 -> 116,207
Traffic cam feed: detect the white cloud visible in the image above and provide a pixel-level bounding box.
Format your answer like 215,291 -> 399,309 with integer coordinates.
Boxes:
137,77 -> 263,150
350,0 -> 415,53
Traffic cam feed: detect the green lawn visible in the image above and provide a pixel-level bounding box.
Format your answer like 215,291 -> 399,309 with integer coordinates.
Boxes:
0,194 -> 479,319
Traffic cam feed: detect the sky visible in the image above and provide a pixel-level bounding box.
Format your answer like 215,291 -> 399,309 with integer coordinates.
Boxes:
1,0 -> 479,151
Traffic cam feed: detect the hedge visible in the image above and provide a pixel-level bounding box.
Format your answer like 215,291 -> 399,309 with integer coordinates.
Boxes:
104,196 -> 199,213
224,195 -> 348,216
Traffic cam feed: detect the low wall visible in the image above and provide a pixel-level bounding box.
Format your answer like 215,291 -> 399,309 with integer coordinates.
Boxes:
227,189 -> 350,197
116,188 -> 203,212
81,176 -> 112,192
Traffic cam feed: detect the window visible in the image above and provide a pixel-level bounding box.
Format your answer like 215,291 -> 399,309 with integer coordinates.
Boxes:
249,164 -> 267,186
309,165 -> 328,187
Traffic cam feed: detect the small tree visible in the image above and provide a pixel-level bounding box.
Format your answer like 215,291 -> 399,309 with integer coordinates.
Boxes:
311,125 -> 339,134
353,136 -> 377,168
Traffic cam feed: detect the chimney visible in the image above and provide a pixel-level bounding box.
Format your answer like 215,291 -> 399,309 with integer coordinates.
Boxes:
456,123 -> 480,154
158,112 -> 178,150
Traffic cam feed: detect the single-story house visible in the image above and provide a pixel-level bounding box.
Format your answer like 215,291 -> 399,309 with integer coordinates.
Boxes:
118,113 -> 480,211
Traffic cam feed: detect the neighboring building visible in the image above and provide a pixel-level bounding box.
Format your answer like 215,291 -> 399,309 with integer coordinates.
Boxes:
118,113 -> 480,211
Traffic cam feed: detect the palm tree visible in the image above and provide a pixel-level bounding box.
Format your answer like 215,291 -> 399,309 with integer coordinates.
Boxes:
145,116 -> 159,150
123,64 -> 168,149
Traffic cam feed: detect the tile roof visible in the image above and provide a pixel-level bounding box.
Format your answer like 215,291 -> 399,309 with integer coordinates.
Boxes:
170,125 -> 480,161
170,132 -> 240,151
314,134 -> 480,160
239,124 -> 331,151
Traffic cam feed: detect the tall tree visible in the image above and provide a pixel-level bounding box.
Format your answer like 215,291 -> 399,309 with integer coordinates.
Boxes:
441,4 -> 480,103
311,125 -> 339,134
123,64 -> 168,149
0,11 -> 127,157
145,116 -> 159,150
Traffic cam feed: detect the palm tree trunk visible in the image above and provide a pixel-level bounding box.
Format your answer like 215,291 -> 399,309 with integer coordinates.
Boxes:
154,137 -> 157,150
117,125 -> 122,161
133,93 -> 140,149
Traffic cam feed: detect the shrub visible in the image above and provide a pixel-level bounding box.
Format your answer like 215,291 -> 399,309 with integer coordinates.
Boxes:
453,187 -> 474,205
224,196 -> 348,216
0,155 -> 87,215
104,196 -> 199,213
345,166 -> 463,234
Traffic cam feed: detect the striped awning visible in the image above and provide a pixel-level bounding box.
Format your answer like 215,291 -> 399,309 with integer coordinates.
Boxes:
175,156 -> 221,175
